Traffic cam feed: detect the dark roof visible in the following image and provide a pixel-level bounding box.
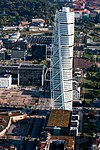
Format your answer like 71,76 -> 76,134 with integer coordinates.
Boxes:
73,101 -> 83,107
19,64 -> 44,69
71,115 -> 79,121
31,36 -> 52,45
71,122 -> 77,127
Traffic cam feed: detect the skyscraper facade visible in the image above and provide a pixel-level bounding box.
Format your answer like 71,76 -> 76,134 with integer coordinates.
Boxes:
51,7 -> 74,111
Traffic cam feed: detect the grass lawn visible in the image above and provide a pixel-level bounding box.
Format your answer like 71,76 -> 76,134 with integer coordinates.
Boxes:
81,88 -> 90,104
83,78 -> 91,84
83,53 -> 92,59
83,76 -> 100,104
83,78 -> 95,104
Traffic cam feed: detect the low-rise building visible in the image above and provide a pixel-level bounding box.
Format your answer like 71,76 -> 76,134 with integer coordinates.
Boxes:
39,131 -> 75,150
46,109 -> 71,136
0,63 -> 46,86
0,74 -> 12,89
49,136 -> 75,150
18,64 -> 46,86
0,48 -> 6,60
31,44 -> 46,60
73,57 -> 92,69
70,110 -> 83,136
11,47 -> 26,60
39,135 -> 75,150
0,111 -> 27,137
8,31 -> 20,43
31,18 -> 45,27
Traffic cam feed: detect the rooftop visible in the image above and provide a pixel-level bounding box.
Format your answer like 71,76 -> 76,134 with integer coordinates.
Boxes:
0,88 -> 51,110
39,141 -> 46,150
0,89 -> 33,107
0,111 -> 25,133
19,63 -> 44,69
0,112 -> 9,132
73,57 -> 92,69
47,109 -> 71,128
51,136 -> 74,150
10,111 -> 23,116
0,74 -> 11,78
31,36 -> 52,45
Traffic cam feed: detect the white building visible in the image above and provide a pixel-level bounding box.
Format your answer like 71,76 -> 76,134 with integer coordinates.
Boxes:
51,7 -> 74,111
0,74 -> 12,89
8,31 -> 20,43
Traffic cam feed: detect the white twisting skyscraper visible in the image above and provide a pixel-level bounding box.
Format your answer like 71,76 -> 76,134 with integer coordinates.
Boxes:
51,7 -> 74,111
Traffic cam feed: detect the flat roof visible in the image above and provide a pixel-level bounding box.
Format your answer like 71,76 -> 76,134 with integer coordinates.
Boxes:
47,109 -> 71,128
73,57 -> 92,69
51,136 -> 74,149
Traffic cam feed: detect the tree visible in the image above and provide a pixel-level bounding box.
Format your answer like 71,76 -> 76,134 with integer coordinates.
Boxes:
0,0 -> 57,25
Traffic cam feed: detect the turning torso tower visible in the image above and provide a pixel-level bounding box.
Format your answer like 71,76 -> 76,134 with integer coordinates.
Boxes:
51,7 -> 74,111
